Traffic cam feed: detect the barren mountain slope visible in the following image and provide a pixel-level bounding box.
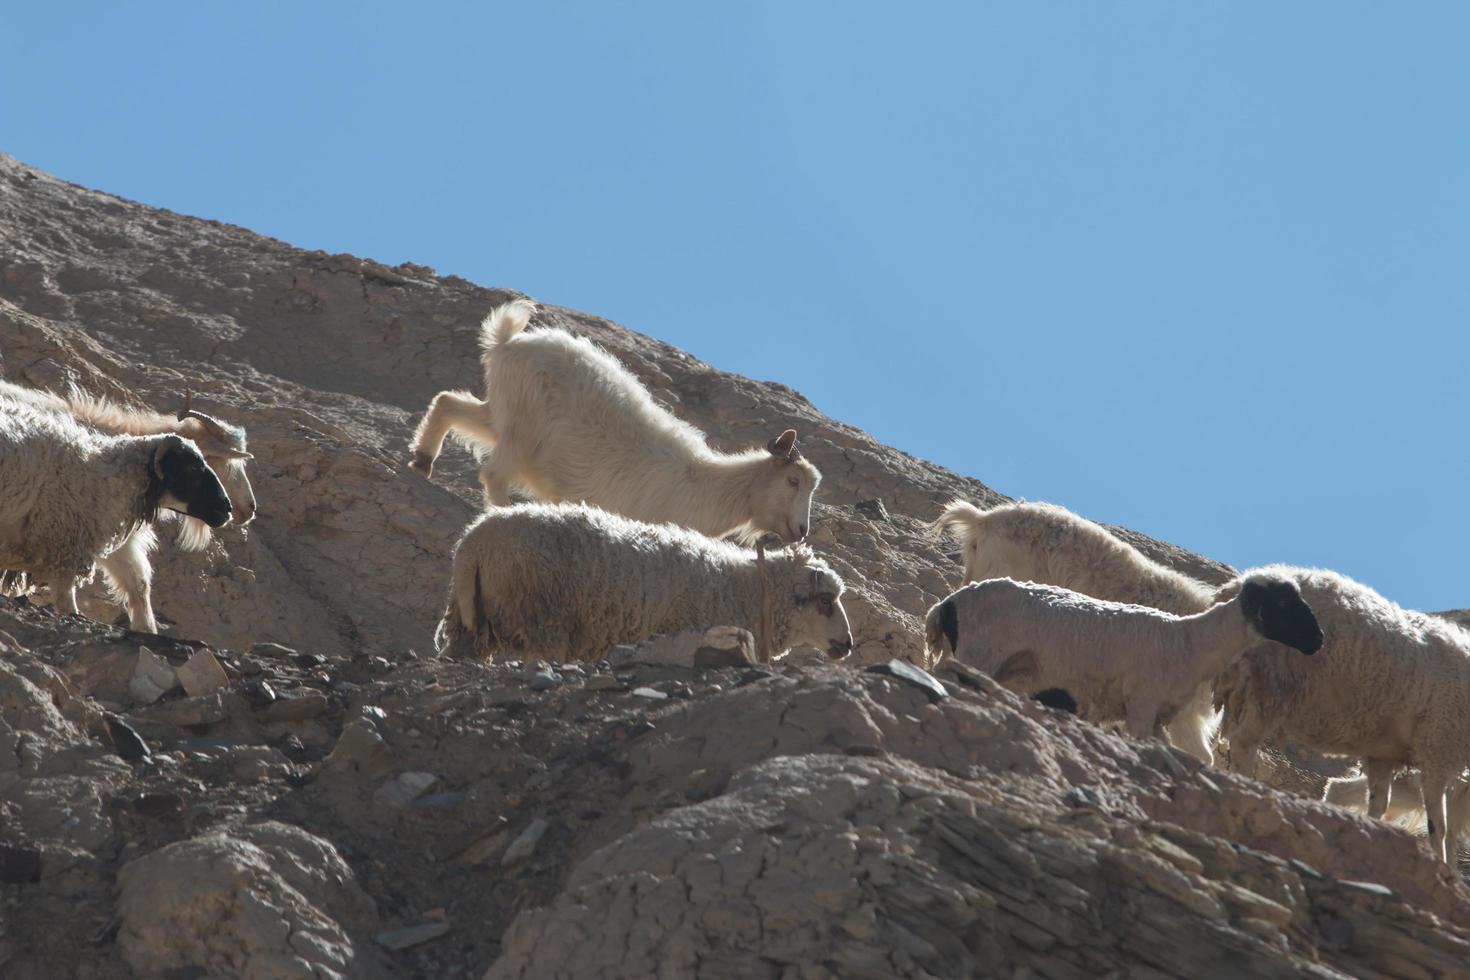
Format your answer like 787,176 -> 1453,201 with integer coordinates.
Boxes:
3,155 -> 1469,980
0,152 -> 1230,663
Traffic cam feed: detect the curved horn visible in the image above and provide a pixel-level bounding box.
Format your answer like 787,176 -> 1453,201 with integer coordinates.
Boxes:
176,390 -> 234,443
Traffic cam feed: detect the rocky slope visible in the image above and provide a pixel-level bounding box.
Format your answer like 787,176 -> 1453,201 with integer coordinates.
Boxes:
1,154 -> 1467,978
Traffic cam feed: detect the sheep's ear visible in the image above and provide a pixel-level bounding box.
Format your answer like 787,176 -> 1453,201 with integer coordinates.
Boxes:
151,436 -> 184,480
1238,580 -> 1267,629
768,429 -> 798,461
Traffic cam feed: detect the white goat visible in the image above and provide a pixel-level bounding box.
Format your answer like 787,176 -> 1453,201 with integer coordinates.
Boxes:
1213,564 -> 1470,863
0,387 -> 234,630
931,500 -> 1222,764
435,502 -> 853,663
924,573 -> 1323,750
0,381 -> 255,632
1324,769 -> 1470,859
410,298 -> 821,543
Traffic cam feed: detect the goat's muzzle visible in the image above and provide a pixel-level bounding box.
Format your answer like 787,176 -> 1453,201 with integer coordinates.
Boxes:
828,637 -> 854,660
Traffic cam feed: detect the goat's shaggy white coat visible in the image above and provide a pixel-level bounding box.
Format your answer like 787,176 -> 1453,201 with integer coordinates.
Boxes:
0,381 -> 255,631
1213,564 -> 1470,863
924,573 -> 1321,754
931,499 -> 1221,763
435,502 -> 853,663
0,386 -> 233,632
410,299 -> 821,544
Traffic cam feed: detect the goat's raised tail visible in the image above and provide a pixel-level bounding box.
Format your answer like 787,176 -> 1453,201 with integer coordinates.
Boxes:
929,498 -> 986,541
479,297 -> 538,359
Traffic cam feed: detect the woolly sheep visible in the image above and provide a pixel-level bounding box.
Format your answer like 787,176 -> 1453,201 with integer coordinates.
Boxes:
1213,564 -> 1470,863
410,298 -> 821,543
0,381 -> 256,632
931,499 -> 1221,764
924,573 -> 1322,750
1324,769 -> 1470,859
0,386 -> 234,631
434,502 -> 853,663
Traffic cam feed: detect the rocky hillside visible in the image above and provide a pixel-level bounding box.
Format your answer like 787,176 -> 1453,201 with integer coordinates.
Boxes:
2,154 -> 1468,978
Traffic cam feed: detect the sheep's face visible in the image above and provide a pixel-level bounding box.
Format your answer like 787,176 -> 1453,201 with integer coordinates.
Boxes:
1240,576 -> 1323,655
789,565 -> 852,659
153,437 -> 233,528
756,429 -> 821,543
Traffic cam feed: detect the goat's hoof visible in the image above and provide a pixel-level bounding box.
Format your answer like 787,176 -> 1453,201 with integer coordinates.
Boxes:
408,453 -> 434,477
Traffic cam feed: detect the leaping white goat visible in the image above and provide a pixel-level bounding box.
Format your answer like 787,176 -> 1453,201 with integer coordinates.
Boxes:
409,298 -> 821,544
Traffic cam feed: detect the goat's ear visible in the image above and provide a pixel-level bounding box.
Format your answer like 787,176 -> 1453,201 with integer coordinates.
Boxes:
768,429 -> 798,460
216,448 -> 253,461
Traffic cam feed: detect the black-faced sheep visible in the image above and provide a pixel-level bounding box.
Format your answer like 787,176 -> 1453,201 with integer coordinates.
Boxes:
0,386 -> 233,630
434,502 -> 853,663
1213,564 -> 1470,863
409,298 -> 821,544
924,573 -> 1322,751
0,381 -> 256,632
931,499 -> 1221,763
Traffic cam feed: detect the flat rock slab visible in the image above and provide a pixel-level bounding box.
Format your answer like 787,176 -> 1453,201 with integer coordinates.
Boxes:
866,659 -> 948,703
376,921 -> 450,951
260,691 -> 328,721
373,771 -> 440,810
176,649 -> 229,698
502,819 -> 549,867
129,647 -> 178,704
104,714 -> 151,762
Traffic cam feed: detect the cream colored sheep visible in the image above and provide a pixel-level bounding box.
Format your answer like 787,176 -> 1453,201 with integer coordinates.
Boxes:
924,573 -> 1322,750
931,499 -> 1221,764
435,502 -> 853,663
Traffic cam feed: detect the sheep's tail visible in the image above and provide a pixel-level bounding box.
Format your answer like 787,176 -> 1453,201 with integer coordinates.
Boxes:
479,297 -> 538,359
929,499 -> 986,543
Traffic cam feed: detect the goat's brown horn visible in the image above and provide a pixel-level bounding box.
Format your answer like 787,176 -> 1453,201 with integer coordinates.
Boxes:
176,390 -> 231,442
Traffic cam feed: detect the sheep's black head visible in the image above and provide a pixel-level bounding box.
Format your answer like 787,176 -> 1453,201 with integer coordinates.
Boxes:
925,598 -> 960,661
1240,575 -> 1323,655
151,435 -> 232,528
1032,688 -> 1079,714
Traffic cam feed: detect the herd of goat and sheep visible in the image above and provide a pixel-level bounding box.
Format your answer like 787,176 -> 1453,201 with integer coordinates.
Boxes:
0,298 -> 1467,864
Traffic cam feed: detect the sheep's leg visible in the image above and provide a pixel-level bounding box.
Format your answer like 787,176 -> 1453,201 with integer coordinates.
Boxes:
477,445 -> 522,508
1420,767 -> 1453,864
410,390 -> 494,476
1362,758 -> 1396,820
1227,734 -> 1261,779
98,540 -> 158,634
1447,779 -> 1470,861
1125,700 -> 1161,741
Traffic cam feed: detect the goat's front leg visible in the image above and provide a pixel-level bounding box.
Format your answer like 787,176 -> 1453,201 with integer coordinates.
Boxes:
1362,758 -> 1397,820
98,541 -> 159,634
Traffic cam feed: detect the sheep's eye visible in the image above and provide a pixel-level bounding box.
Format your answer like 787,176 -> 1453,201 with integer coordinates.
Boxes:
816,595 -> 834,615
787,476 -> 800,488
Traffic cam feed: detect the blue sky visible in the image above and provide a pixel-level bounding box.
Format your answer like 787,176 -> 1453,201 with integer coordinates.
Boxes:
6,4 -> 1467,609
